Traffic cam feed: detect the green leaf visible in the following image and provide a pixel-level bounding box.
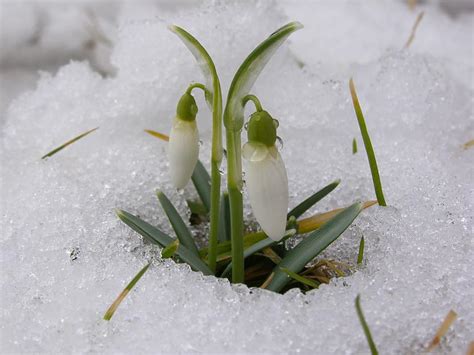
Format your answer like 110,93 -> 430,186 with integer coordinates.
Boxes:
186,200 -> 208,216
116,209 -> 213,275
41,127 -> 98,159
266,202 -> 363,292
157,190 -> 199,256
218,191 -> 231,242
353,137 -> 358,154
162,239 -> 179,259
357,236 -> 365,265
349,79 -> 387,206
191,160 -> 211,213
103,263 -> 150,321
355,295 -> 379,355
224,22 -> 303,130
279,267 -> 319,289
287,179 -> 340,220
169,25 -> 221,113
220,228 -> 297,278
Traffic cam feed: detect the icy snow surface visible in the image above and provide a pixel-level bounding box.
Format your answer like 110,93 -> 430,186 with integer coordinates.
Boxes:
1,1 -> 473,353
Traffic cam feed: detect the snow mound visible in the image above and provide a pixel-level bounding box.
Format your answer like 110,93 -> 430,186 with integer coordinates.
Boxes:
1,1 -> 472,353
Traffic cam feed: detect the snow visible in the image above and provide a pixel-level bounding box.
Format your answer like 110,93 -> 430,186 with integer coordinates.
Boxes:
1,1 -> 473,353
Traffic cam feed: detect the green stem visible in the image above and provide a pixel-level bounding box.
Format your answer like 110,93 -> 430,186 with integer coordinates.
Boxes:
242,94 -> 263,112
226,129 -> 244,283
208,85 -> 223,274
186,82 -> 207,95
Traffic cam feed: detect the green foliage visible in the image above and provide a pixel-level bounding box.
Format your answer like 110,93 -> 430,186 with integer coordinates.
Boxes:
355,295 -> 379,355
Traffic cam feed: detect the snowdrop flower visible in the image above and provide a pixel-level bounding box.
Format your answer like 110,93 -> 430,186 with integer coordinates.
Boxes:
168,92 -> 199,189
243,110 -> 288,241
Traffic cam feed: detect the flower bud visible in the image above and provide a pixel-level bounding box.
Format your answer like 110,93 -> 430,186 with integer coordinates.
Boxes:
168,92 -> 199,189
243,111 -> 288,241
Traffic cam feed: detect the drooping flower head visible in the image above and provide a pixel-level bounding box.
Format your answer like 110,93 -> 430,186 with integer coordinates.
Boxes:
243,110 -> 288,241
168,92 -> 200,189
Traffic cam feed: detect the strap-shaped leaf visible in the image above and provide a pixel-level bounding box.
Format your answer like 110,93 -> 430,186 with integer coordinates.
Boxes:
116,209 -> 213,275
162,239 -> 180,259
218,191 -> 231,242
266,202 -> 363,292
287,179 -> 340,219
157,190 -> 199,256
224,22 -> 303,130
191,160 -> 211,212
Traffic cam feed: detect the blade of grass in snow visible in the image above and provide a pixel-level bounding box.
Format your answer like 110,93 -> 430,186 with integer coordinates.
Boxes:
279,267 -> 319,289
357,236 -> 365,264
287,179 -> 340,219
266,202 -> 364,292
156,190 -> 199,256
116,209 -> 213,275
353,138 -> 358,154
103,263 -> 150,321
41,127 -> 98,159
144,129 -> 169,141
404,12 -> 424,49
349,79 -> 387,206
355,294 -> 379,355
427,310 -> 457,352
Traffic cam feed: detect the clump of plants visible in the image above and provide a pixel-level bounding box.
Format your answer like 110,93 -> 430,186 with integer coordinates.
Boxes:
104,22 -> 385,319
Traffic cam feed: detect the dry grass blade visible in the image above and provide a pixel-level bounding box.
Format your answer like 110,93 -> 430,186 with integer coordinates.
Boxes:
466,342 -> 474,355
103,263 -> 150,321
462,139 -> 474,149
144,129 -> 169,141
404,12 -> 425,49
260,272 -> 274,289
298,200 -> 377,234
407,0 -> 417,10
41,127 -> 98,159
427,310 -> 458,352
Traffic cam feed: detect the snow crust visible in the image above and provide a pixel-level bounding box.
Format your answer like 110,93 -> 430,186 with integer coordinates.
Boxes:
1,1 -> 473,353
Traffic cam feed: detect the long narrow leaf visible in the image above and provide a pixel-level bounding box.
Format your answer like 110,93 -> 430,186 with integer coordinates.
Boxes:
103,263 -> 150,321
279,267 -> 319,289
41,127 -> 98,159
357,236 -> 365,264
116,209 -> 212,275
355,295 -> 379,355
156,190 -> 199,256
349,79 -> 387,206
224,21 -> 303,129
287,179 -> 340,219
191,160 -> 211,212
162,239 -> 179,259
218,191 -> 230,242
266,202 -> 364,292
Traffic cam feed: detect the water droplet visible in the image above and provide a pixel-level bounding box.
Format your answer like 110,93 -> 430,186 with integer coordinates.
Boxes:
177,188 -> 185,195
273,119 -> 279,128
199,140 -> 203,146
219,169 -> 224,175
276,136 -> 284,150
244,122 -> 249,131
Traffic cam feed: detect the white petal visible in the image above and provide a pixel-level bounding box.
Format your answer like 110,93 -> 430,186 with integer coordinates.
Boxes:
245,147 -> 288,241
168,117 -> 199,189
242,142 -> 269,162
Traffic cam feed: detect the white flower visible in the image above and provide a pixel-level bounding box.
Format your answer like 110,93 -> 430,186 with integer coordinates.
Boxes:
243,142 -> 288,241
168,117 -> 199,189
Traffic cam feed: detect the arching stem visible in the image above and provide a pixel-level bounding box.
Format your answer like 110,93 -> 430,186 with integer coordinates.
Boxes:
242,94 -> 263,112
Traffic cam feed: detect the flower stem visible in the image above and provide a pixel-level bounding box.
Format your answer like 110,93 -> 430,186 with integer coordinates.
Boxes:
207,84 -> 223,274
242,94 -> 263,112
226,129 -> 244,283
186,82 -> 208,95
